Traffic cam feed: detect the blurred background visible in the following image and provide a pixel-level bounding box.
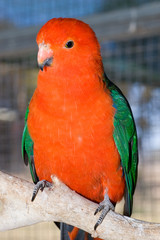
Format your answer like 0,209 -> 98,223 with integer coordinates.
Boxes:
0,0 -> 160,239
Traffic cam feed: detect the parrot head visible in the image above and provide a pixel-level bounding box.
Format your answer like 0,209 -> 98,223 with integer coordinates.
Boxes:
36,18 -> 104,97
37,18 -> 103,72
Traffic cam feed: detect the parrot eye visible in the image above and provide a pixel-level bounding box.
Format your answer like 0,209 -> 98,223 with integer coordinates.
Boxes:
65,40 -> 74,49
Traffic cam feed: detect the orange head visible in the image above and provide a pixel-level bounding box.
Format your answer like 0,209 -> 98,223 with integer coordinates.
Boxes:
36,18 -> 104,98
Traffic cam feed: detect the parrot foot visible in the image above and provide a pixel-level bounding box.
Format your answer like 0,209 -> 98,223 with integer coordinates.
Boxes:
94,191 -> 115,230
31,180 -> 52,201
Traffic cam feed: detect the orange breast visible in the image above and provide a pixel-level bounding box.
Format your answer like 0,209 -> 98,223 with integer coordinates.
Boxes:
27,87 -> 125,203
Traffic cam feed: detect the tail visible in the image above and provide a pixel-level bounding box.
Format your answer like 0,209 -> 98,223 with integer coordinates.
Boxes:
59,223 -> 102,240
123,186 -> 133,217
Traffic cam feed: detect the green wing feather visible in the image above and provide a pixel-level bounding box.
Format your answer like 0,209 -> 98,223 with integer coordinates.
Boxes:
104,74 -> 138,216
22,106 -> 39,184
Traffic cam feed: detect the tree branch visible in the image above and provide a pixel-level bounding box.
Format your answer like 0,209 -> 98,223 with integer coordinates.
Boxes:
0,171 -> 159,240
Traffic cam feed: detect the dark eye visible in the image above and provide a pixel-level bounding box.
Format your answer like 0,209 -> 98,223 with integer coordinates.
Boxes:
65,40 -> 74,48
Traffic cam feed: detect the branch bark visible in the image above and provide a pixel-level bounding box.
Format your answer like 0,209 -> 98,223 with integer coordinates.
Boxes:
0,171 -> 159,240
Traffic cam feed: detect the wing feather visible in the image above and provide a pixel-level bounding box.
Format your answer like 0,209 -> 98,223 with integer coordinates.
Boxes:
21,106 -> 39,184
104,74 -> 138,216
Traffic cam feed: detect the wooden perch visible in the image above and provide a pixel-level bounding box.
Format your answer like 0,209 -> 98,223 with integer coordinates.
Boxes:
0,171 -> 160,240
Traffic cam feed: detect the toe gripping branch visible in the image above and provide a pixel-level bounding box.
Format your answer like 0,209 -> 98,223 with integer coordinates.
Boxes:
94,192 -> 115,230
31,180 -> 52,201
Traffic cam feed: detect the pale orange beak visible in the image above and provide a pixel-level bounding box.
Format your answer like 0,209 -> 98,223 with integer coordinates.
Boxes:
37,43 -> 53,71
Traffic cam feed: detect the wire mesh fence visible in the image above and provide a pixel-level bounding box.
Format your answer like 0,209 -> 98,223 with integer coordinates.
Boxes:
102,34 -> 160,221
0,0 -> 160,239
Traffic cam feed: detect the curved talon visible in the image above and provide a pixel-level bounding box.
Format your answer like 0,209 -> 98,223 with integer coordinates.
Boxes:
94,191 -> 115,230
31,180 -> 52,201
94,203 -> 105,215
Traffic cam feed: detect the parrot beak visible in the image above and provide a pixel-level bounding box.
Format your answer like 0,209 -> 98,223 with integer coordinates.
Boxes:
37,43 -> 53,71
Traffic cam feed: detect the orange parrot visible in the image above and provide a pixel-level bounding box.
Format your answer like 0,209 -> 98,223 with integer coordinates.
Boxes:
22,18 -> 138,240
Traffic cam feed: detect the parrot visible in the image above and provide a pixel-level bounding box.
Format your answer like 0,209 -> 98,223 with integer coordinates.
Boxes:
22,18 -> 138,240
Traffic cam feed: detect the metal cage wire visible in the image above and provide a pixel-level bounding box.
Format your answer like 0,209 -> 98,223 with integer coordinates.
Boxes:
0,0 -> 160,239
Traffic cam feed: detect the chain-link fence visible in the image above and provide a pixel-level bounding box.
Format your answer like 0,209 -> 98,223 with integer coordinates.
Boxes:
0,0 -> 160,239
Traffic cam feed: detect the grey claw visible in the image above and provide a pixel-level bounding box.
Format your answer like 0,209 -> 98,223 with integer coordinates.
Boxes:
94,190 -> 115,230
31,180 -> 52,201
94,203 -> 104,215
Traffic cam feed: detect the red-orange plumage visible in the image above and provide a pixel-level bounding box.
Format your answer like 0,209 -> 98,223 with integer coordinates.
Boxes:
27,18 -> 125,204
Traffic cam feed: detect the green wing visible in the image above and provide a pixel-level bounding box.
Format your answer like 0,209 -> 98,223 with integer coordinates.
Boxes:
22,106 -> 39,184
104,74 -> 138,216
